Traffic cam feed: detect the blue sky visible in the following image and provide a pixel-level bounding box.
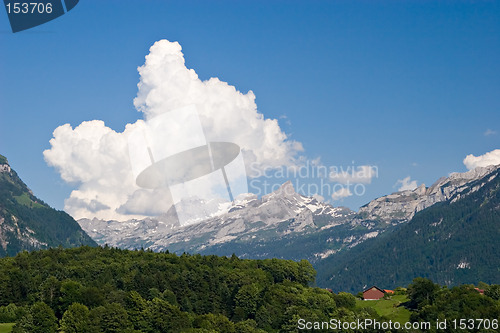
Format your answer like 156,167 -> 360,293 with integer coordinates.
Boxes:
1,0 -> 499,216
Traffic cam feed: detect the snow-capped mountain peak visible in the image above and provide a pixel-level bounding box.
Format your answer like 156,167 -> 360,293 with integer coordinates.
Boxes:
78,181 -> 353,252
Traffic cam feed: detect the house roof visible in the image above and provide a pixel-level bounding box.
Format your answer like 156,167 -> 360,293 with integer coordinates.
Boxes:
362,286 -> 386,294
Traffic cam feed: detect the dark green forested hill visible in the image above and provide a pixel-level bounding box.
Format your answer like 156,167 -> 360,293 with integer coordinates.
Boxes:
0,154 -> 96,256
0,246 -> 378,333
0,247 -> 499,333
316,168 -> 500,293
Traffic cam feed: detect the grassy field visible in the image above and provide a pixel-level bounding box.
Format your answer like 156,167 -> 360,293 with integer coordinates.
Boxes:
14,192 -> 44,208
356,294 -> 411,323
0,323 -> 14,333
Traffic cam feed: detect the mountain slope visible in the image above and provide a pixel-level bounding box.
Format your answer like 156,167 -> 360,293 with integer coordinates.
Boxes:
316,165 -> 500,292
0,154 -> 96,256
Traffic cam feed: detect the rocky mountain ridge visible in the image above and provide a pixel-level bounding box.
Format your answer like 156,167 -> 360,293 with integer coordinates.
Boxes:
358,165 -> 500,223
79,181 -> 355,253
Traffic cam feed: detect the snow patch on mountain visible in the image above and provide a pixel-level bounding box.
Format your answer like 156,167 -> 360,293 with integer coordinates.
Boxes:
78,180 -> 352,251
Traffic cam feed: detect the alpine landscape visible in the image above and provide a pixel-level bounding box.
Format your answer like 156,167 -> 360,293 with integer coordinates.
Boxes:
1,1 -> 500,332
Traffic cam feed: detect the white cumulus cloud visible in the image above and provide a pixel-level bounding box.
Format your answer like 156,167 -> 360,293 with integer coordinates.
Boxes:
133,40 -> 303,173
484,129 -> 497,136
331,187 -> 353,201
329,165 -> 378,184
463,149 -> 500,170
44,39 -> 303,221
395,176 -> 418,192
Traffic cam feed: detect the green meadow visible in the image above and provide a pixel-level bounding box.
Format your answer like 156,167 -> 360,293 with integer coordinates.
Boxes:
0,323 -> 14,333
356,294 -> 411,324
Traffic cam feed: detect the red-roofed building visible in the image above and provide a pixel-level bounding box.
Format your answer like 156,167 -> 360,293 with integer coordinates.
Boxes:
475,288 -> 485,295
363,286 -> 387,300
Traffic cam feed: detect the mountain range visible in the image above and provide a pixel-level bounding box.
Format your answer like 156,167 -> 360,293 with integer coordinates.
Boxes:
79,181 -> 354,256
78,163 -> 500,290
1,151 -> 498,291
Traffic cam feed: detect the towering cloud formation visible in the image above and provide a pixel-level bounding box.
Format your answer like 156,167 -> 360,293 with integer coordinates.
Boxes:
44,40 -> 303,220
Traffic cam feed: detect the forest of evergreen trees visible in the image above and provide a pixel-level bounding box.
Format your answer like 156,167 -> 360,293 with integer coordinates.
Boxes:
0,246 -> 498,332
